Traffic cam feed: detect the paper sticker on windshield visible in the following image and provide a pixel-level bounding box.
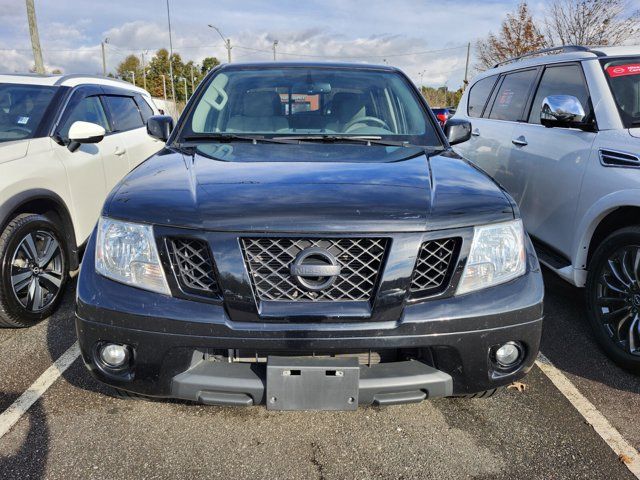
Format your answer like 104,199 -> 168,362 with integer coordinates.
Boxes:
606,64 -> 640,78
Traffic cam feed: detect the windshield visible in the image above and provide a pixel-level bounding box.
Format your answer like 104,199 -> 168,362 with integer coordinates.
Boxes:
0,83 -> 57,143
181,67 -> 441,147
602,57 -> 640,128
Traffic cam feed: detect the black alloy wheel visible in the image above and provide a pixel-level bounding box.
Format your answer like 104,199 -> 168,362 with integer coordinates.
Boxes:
587,227 -> 640,372
0,214 -> 68,327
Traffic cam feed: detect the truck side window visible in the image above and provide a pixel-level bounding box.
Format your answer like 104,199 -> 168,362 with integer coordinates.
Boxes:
488,69 -> 537,122
528,64 -> 592,124
467,75 -> 497,118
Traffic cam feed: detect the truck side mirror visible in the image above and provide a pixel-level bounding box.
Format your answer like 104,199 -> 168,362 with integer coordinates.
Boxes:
147,115 -> 174,142
444,118 -> 472,145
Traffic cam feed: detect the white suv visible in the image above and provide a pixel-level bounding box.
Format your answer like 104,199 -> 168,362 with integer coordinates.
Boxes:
0,74 -> 164,327
454,45 -> 640,371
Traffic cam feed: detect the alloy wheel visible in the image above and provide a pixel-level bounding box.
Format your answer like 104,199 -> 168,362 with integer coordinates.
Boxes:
10,230 -> 64,312
595,245 -> 640,356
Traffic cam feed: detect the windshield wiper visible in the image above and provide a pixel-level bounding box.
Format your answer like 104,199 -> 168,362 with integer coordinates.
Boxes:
277,135 -> 416,147
180,134 -> 298,145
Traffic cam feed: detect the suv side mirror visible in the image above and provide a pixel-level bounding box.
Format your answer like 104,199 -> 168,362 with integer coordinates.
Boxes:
540,95 -> 587,129
147,115 -> 174,142
67,121 -> 105,152
444,118 -> 472,145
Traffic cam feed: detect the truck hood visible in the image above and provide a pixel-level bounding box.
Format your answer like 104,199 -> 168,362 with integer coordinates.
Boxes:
105,143 -> 513,232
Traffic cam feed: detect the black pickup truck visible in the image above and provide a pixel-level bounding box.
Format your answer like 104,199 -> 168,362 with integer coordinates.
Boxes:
76,62 -> 543,410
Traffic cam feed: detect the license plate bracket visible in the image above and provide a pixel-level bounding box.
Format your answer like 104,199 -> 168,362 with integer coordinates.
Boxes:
266,356 -> 360,411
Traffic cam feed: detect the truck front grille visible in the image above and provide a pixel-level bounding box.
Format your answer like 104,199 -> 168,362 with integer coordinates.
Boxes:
166,238 -> 220,298
409,238 -> 460,297
241,237 -> 387,302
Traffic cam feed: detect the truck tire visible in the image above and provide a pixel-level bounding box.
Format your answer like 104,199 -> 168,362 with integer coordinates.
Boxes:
0,214 -> 68,328
586,226 -> 640,373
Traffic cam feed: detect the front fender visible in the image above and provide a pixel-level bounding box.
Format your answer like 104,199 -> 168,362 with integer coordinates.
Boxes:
572,188 -> 640,285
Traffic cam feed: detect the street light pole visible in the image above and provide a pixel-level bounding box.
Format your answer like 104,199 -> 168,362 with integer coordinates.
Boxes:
273,40 -> 278,61
190,64 -> 194,93
207,24 -> 232,63
183,78 -> 188,102
463,42 -> 471,90
161,74 -> 167,101
166,0 -> 176,102
128,70 -> 135,86
141,50 -> 148,90
101,38 -> 109,76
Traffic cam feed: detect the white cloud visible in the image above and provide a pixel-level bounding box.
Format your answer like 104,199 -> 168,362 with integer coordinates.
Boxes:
0,0 -> 533,85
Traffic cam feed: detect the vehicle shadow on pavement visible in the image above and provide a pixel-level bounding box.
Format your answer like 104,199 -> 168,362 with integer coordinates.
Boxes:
0,397 -> 48,478
540,268 -> 640,394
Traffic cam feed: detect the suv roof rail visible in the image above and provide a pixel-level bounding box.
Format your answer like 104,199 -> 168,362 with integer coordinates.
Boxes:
493,45 -> 598,68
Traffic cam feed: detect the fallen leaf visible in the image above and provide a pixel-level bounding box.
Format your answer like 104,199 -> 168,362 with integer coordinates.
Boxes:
619,454 -> 632,464
508,382 -> 527,392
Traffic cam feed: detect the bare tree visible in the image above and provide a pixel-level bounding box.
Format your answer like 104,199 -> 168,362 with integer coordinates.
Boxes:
476,2 -> 548,70
545,0 -> 640,46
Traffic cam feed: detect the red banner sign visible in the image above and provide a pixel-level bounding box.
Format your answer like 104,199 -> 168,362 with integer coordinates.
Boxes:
606,64 -> 640,78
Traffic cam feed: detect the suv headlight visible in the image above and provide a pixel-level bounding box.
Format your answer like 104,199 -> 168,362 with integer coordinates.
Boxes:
95,217 -> 170,295
456,219 -> 526,295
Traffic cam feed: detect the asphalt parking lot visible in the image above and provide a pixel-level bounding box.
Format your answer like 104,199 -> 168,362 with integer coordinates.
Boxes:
0,269 -> 639,479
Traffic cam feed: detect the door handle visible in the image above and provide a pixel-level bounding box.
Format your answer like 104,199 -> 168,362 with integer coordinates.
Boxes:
471,128 -> 480,137
114,147 -> 127,156
512,136 -> 528,147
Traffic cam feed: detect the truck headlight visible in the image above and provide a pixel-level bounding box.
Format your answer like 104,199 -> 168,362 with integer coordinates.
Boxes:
95,217 -> 170,295
456,219 -> 526,295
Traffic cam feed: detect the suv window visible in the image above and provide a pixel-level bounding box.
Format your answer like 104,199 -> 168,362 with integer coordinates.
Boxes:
59,95 -> 110,139
528,64 -> 591,124
103,95 -> 143,132
467,75 -> 497,117
136,96 -> 154,122
488,69 -> 537,121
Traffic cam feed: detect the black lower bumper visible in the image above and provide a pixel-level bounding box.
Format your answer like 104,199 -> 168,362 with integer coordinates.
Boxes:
76,312 -> 542,406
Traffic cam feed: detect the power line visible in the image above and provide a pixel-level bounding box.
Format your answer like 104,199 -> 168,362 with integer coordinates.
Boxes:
233,44 -> 468,59
0,43 -> 468,59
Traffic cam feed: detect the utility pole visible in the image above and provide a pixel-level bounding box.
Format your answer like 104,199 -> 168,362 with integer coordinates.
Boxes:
166,0 -> 176,103
141,51 -> 147,90
463,42 -> 471,90
128,70 -> 135,86
25,0 -> 44,74
190,64 -> 194,93
183,78 -> 188,102
273,40 -> 278,61
207,24 -> 232,63
161,74 -> 167,101
101,38 -> 109,76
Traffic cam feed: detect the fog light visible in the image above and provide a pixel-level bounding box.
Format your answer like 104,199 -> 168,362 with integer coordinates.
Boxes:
494,341 -> 522,368
99,344 -> 129,368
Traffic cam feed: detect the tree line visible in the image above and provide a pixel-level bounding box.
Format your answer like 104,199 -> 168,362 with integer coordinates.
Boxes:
114,49 -> 220,100
476,0 -> 639,71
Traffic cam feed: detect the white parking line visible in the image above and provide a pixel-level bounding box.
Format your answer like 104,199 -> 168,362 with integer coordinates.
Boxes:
0,342 -> 80,439
536,352 -> 640,479
1,339 -> 638,480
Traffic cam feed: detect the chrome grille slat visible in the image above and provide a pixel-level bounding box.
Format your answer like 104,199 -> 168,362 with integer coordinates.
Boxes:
241,237 -> 387,302
410,238 -> 459,296
166,238 -> 220,297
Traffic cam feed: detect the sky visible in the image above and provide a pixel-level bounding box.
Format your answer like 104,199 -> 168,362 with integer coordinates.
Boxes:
1,0 -> 546,88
